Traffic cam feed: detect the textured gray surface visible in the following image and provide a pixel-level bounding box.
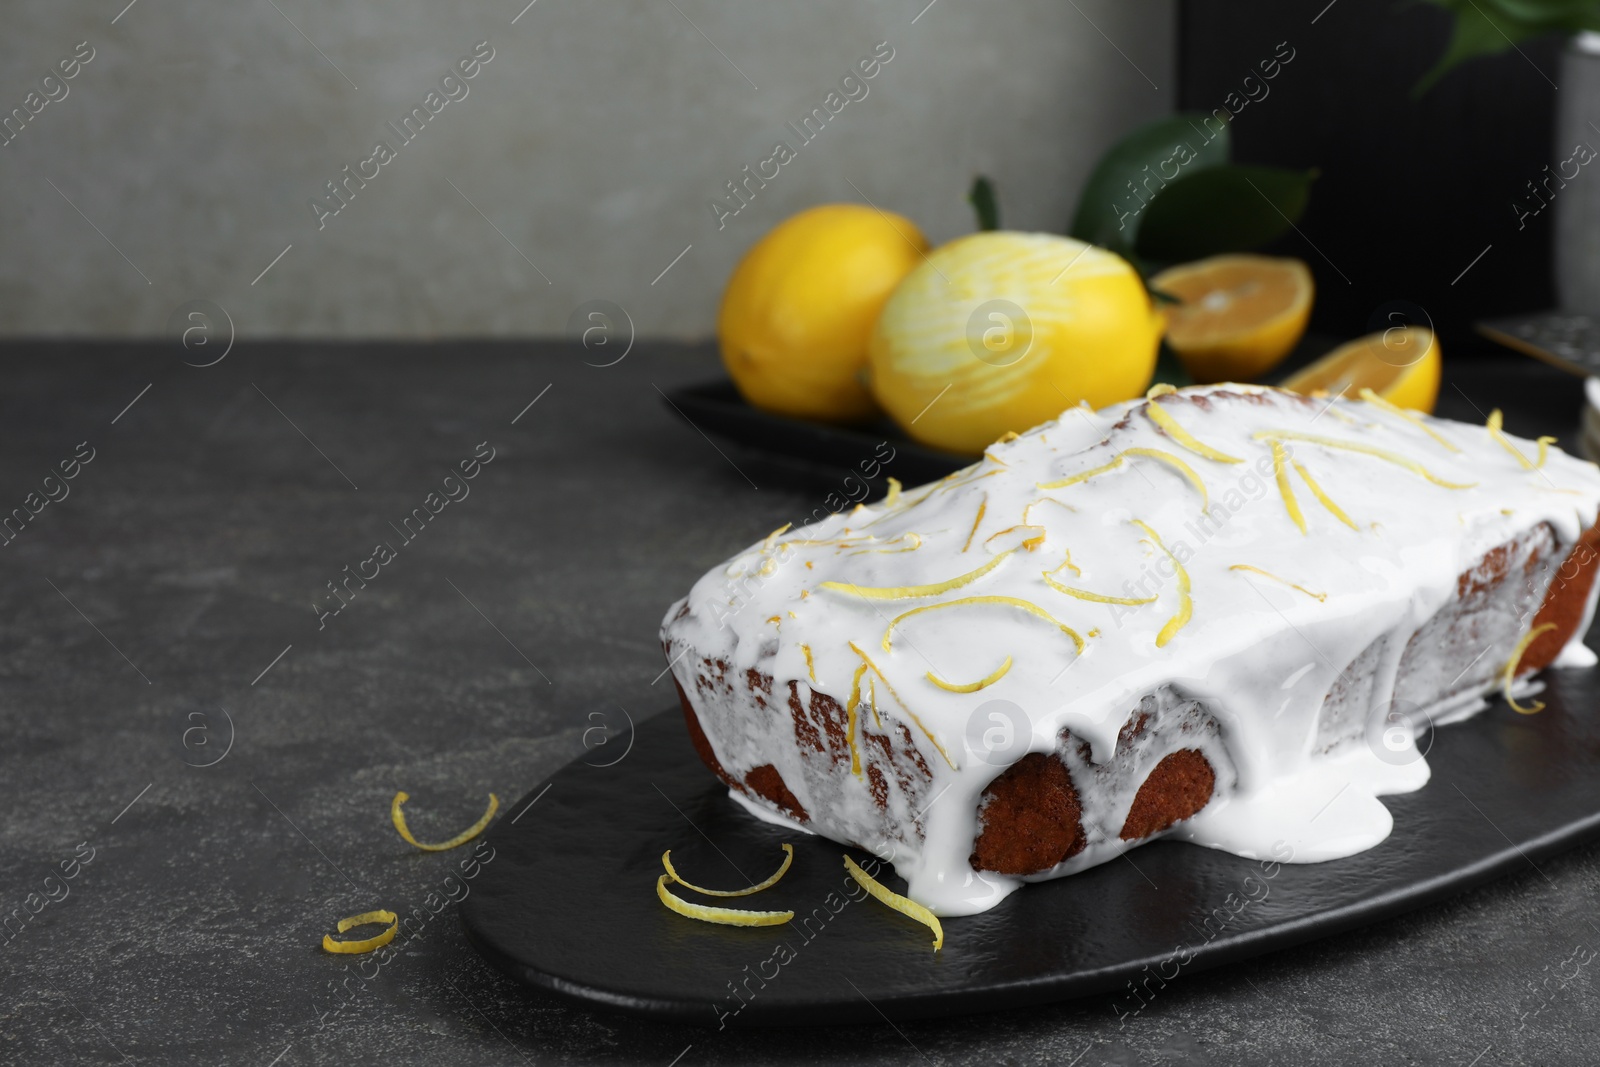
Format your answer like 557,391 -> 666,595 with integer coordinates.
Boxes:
0,0 -> 1171,337
0,342 -> 1598,1066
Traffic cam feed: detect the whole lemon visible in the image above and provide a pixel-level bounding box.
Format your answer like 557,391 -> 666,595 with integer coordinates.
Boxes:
868,232 -> 1161,454
719,204 -> 928,423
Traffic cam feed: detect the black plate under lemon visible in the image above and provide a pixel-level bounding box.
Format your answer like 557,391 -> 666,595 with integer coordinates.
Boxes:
461,657 -> 1600,1027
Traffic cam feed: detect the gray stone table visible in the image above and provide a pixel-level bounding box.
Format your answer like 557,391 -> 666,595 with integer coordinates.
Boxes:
1,340 -> 1598,1066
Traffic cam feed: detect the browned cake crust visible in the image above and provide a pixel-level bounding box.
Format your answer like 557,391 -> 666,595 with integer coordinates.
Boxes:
968,753 -> 1084,875
673,521 -> 1600,881
1119,749 -> 1216,841
1523,522 -> 1600,673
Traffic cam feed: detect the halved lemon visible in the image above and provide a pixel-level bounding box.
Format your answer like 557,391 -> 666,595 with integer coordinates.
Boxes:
1151,255 -> 1313,384
1279,326 -> 1441,413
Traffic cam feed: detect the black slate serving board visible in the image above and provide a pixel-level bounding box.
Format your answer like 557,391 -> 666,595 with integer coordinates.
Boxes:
461,661 -> 1600,1028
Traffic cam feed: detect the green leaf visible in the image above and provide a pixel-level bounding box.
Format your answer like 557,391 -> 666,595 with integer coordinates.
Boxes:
968,175 -> 1000,231
1413,0 -> 1600,95
1134,164 -> 1315,264
1068,113 -> 1233,259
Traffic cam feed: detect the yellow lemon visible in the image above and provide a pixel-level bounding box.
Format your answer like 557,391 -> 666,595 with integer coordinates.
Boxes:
1280,326 -> 1441,414
867,232 -> 1161,454
1150,255 -> 1314,384
719,204 -> 928,422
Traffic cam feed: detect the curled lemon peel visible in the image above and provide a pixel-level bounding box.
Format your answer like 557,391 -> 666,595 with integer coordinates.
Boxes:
884,477 -> 903,506
391,791 -> 499,852
984,525 -> 1046,552
880,597 -> 1084,655
656,875 -> 793,926
1021,496 -> 1078,528
927,655 -> 1013,693
1042,564 -> 1156,606
845,661 -> 868,775
1132,519 -> 1191,647
661,843 -> 794,897
1254,430 -> 1477,489
1144,399 -> 1244,464
844,855 -> 943,951
1229,564 -> 1327,602
1503,622 -> 1559,714
1357,388 -> 1459,453
995,430 -> 1021,444
962,496 -> 987,553
762,523 -> 792,551
801,643 -> 816,683
1536,437 -> 1557,468
322,909 -> 398,955
849,642 -> 956,770
819,551 -> 1010,600
1146,383 -> 1177,398
1038,448 -> 1210,509
1038,455 -> 1122,491
1271,440 -> 1306,535
1486,410 -> 1536,470
1292,460 -> 1359,531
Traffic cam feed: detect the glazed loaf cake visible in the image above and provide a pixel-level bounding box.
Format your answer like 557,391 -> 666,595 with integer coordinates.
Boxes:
661,385 -> 1600,916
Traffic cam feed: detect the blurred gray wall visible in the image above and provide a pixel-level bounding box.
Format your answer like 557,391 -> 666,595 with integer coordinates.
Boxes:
0,1 -> 1173,338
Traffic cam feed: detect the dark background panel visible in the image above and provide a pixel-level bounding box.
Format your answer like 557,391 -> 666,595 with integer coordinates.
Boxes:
1178,0 -> 1563,349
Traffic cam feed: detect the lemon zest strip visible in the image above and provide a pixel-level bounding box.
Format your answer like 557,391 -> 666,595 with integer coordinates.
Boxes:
1357,388 -> 1460,453
762,523 -> 793,551
661,843 -> 794,897
801,643 -> 816,683
391,791 -> 499,852
1536,436 -> 1557,468
1041,565 -> 1156,605
880,597 -> 1085,655
962,495 -> 988,553
1145,399 -> 1244,464
927,655 -> 1013,693
1486,410 -> 1536,470
1228,564 -> 1327,602
1292,460 -> 1359,530
1271,440 -> 1306,535
847,532 -> 924,556
1021,496 -> 1077,528
819,551 -> 1010,600
849,642 -> 956,769
1146,383 -> 1177,398
844,855 -> 943,951
1038,448 -> 1209,509
1503,622 -> 1559,714
883,477 -> 903,506
1132,519 -> 1192,647
1254,430 -> 1477,489
983,525 -> 1047,552
656,875 -> 794,926
322,909 -> 398,954
1114,449 -> 1211,508
845,661 -> 868,774
1038,455 -> 1123,491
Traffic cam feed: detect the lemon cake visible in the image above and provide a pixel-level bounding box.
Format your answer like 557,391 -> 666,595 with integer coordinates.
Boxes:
660,385 -> 1600,916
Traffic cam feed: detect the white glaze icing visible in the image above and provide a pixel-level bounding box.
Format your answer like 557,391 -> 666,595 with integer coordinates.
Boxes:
663,385 -> 1600,916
